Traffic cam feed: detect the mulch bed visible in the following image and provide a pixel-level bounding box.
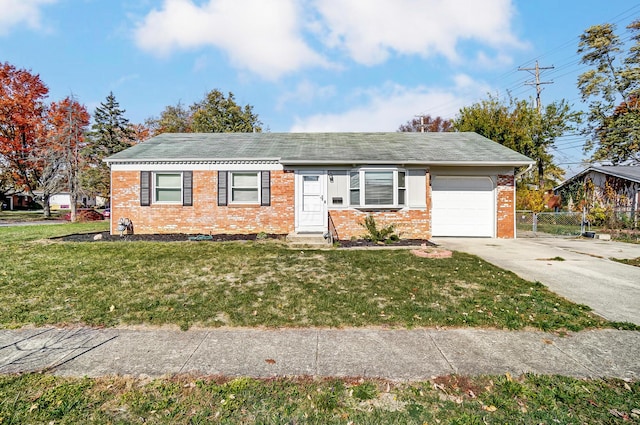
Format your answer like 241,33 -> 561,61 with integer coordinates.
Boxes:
53,232 -> 436,247
54,232 -> 284,243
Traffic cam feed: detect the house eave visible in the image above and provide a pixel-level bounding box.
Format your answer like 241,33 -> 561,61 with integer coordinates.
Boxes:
280,160 -> 535,167
104,158 -> 281,165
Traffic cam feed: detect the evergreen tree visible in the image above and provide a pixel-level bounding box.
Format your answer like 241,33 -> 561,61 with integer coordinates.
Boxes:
82,92 -> 136,199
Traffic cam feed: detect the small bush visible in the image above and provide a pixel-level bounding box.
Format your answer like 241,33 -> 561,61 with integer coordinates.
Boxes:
360,215 -> 399,243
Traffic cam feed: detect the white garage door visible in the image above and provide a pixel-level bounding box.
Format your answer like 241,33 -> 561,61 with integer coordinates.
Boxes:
432,176 -> 495,237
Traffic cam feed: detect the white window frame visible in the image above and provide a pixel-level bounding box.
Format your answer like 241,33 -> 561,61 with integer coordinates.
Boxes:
229,171 -> 261,204
153,172 -> 182,204
349,168 -> 406,208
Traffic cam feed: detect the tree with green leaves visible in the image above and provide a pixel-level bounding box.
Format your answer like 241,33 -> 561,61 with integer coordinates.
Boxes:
191,90 -> 262,133
146,101 -> 191,136
83,92 -> 136,200
454,94 -> 579,188
577,19 -> 640,164
147,89 -> 263,135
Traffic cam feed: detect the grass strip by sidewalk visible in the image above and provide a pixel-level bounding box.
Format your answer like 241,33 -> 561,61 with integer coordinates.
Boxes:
0,373 -> 637,424
613,257 -> 640,267
1,223 -> 630,331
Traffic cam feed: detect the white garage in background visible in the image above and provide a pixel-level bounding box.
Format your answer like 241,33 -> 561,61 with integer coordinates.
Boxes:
431,176 -> 495,237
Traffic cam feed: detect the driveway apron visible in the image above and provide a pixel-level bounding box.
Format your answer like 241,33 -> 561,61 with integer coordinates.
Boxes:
433,237 -> 640,325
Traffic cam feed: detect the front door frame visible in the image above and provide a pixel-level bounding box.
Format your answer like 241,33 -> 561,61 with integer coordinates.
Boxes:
294,170 -> 328,233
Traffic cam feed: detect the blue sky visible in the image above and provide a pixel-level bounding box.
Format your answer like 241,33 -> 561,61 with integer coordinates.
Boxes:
1,0 -> 639,174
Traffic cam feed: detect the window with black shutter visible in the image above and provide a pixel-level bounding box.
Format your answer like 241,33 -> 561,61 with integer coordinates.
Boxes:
183,171 -> 193,206
140,171 -> 151,206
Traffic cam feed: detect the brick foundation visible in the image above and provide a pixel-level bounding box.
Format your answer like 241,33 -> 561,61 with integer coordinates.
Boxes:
329,209 -> 431,240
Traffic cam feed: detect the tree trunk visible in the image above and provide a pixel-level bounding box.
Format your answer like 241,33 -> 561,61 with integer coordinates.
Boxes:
42,193 -> 51,218
537,159 -> 545,189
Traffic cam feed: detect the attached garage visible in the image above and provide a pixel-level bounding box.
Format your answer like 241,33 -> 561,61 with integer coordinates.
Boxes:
431,176 -> 495,237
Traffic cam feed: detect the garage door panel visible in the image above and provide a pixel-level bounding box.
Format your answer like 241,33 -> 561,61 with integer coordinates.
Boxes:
432,177 -> 494,237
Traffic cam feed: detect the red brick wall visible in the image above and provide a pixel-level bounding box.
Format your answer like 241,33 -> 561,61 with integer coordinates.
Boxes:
329,172 -> 431,240
111,169 -> 516,239
329,209 -> 431,240
110,170 -> 294,235
496,174 -> 515,238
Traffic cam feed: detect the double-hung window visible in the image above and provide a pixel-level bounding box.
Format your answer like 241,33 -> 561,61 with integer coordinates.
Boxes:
217,171 -> 270,207
230,172 -> 260,204
349,169 -> 406,208
155,173 -> 182,203
140,171 -> 193,206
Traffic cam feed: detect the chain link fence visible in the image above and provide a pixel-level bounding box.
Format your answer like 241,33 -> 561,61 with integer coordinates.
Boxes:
516,211 -> 585,238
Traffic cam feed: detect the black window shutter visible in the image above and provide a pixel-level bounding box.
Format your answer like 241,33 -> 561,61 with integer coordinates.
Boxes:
218,171 -> 228,206
261,171 -> 271,206
140,171 -> 151,206
183,171 -> 193,206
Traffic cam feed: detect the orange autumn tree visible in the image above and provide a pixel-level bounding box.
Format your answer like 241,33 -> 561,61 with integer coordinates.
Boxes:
0,62 -> 49,198
43,97 -> 90,220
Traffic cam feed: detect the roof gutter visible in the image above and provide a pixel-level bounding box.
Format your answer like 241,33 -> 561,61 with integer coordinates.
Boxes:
105,158 -> 534,167
104,157 -> 282,165
280,160 -> 535,167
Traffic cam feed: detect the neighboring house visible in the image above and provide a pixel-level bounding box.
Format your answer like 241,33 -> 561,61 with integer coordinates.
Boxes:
36,192 -> 102,210
1,190 -> 34,210
104,132 -> 533,239
554,166 -> 640,213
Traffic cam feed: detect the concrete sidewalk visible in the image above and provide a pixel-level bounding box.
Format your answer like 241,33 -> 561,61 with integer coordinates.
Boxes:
1,327 -> 638,380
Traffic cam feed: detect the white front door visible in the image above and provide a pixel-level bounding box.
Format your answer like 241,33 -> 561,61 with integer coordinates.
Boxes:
296,171 -> 327,233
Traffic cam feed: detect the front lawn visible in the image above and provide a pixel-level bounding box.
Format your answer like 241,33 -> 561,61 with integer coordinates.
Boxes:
0,223 -> 624,331
0,209 -> 64,222
0,374 -> 637,424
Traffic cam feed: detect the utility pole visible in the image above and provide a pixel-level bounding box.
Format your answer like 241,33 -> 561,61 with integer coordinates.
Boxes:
414,115 -> 425,132
518,60 -> 554,113
518,61 -> 554,190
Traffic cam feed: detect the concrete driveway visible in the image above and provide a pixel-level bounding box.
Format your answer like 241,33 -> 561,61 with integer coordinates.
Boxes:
432,237 -> 640,325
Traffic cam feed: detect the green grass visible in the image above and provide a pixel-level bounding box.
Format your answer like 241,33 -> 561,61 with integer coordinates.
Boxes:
0,373 -> 637,424
0,221 -> 108,243
612,257 -> 640,267
0,223 -> 629,331
0,209 -> 65,221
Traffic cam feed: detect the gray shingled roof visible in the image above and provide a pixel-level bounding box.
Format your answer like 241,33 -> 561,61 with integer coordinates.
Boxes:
556,166 -> 640,189
105,132 -> 533,166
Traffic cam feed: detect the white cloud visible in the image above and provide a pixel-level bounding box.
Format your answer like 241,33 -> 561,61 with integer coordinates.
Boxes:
0,0 -> 57,36
312,0 -> 523,65
289,76 -> 491,132
133,0 -> 330,80
276,80 -> 337,110
133,0 -> 524,79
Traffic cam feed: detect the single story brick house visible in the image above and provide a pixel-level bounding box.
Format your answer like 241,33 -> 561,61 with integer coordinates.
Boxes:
104,132 -> 533,239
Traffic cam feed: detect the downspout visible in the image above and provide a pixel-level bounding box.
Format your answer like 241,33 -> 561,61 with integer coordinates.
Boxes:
515,164 -> 534,181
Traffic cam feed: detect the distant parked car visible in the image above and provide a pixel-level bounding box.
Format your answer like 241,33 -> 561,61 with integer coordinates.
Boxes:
63,209 -> 104,221
102,208 -> 111,218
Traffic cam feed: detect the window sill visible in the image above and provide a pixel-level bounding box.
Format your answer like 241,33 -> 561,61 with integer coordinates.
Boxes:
227,203 -> 261,208
352,206 -> 404,212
